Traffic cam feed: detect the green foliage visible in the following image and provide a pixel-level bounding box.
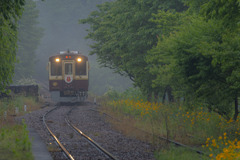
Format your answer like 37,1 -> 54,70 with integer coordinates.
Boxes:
0,122 -> 33,160
105,87 -> 146,101
106,97 -> 240,159
89,61 -> 132,95
120,87 -> 146,100
146,10 -> 185,98
0,18 -> 17,92
0,95 -> 38,117
14,0 -> 43,81
0,95 -> 36,160
81,0 -> 186,96
83,0 -> 239,118
200,31 -> 240,92
0,0 -> 25,92
150,10 -> 183,38
0,0 -> 25,29
103,88 -> 122,100
155,144 -> 208,160
147,1 -> 240,118
201,0 -> 240,29
181,0 -> 208,13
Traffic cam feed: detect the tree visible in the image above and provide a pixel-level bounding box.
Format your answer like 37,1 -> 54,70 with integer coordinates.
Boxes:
81,0 -> 185,97
147,0 -> 240,119
0,0 -> 25,29
201,0 -> 240,29
146,10 -> 184,102
0,0 -> 25,92
14,0 -> 43,81
200,0 -> 240,120
199,29 -> 240,120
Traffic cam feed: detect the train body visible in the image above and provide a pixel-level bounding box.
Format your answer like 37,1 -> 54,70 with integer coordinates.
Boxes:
48,51 -> 89,102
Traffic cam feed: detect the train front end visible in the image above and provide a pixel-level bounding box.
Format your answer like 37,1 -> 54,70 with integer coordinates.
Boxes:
48,51 -> 89,102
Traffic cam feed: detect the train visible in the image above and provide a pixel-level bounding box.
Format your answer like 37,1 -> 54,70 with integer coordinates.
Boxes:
48,50 -> 89,102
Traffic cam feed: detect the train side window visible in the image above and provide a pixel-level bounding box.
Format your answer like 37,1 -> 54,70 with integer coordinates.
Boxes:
51,62 -> 62,76
65,63 -> 72,75
76,61 -> 86,75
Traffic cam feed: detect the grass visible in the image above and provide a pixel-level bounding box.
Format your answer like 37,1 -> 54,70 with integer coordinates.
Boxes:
0,95 -> 42,160
100,95 -> 240,160
154,144 -> 208,160
0,122 -> 33,160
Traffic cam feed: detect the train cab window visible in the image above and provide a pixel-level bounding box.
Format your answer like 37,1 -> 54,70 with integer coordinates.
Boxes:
51,62 -> 62,76
76,61 -> 86,75
65,63 -> 72,75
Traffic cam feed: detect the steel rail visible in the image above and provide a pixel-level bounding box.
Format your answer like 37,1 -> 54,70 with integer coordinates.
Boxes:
66,107 -> 119,160
43,106 -> 75,160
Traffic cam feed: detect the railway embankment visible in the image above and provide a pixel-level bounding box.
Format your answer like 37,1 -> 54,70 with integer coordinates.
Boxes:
99,89 -> 240,160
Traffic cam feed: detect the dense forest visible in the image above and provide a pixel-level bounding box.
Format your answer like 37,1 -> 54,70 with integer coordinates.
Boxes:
81,0 -> 240,120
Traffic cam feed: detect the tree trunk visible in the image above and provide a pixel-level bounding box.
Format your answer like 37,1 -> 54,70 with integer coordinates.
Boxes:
154,92 -> 158,102
162,86 -> 174,103
162,87 -> 167,104
233,96 -> 239,121
166,85 -> 174,102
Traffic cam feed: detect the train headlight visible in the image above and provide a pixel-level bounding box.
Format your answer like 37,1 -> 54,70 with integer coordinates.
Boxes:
77,58 -> 82,62
55,58 -> 60,62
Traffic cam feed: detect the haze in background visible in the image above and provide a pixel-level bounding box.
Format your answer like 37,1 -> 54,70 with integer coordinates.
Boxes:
34,0 -> 132,95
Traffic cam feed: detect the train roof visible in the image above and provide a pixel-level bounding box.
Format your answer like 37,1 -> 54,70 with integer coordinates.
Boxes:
49,51 -> 88,61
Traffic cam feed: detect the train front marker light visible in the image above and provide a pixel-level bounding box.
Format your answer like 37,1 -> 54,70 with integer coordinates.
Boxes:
55,58 -> 60,62
77,58 -> 82,62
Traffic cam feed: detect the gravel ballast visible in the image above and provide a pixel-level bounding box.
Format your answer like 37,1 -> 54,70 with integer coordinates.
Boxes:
16,102 -> 156,160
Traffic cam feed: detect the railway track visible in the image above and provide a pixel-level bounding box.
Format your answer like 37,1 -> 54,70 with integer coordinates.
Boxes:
41,93 -> 206,159
43,104 -> 118,160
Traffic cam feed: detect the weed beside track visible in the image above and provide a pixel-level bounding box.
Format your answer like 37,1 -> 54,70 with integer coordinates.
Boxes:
99,94 -> 240,160
0,95 -> 42,160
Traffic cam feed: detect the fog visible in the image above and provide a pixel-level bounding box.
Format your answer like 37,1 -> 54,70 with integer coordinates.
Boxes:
34,0 -> 132,95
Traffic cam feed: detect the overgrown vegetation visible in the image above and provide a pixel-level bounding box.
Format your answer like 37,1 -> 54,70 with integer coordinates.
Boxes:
0,1 -> 42,158
101,89 -> 240,159
0,0 -> 25,92
0,122 -> 33,160
81,0 -> 240,120
84,1 -> 240,157
0,95 -> 41,160
154,144 -> 205,160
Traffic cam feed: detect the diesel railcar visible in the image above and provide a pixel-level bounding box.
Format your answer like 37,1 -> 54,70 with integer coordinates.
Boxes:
48,51 -> 89,102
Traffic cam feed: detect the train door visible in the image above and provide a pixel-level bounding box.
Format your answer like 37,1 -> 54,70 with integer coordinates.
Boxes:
64,62 -> 73,84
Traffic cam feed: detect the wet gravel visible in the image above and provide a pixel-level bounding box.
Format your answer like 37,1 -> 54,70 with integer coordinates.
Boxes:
16,102 -> 156,160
